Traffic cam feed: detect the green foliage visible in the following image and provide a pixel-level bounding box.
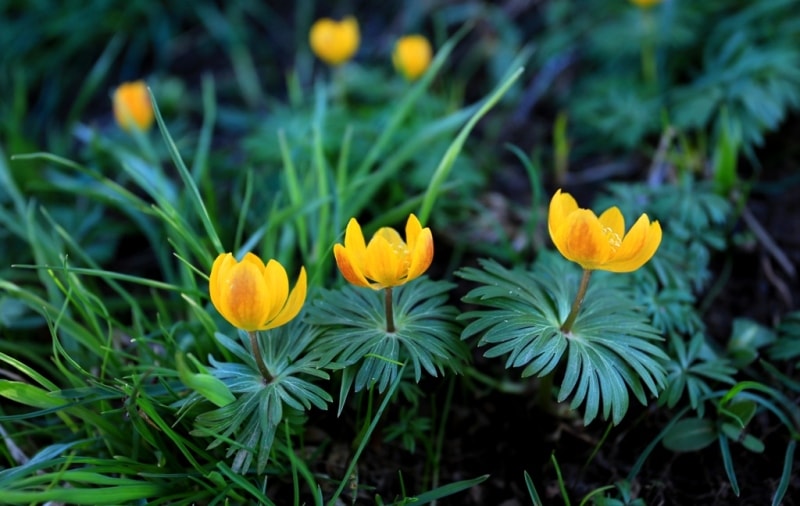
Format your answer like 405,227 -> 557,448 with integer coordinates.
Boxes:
459,253 -> 668,425
535,0 -> 800,155
3,0 -> 800,503
660,333 -> 736,416
307,278 -> 468,409
177,319 -> 331,475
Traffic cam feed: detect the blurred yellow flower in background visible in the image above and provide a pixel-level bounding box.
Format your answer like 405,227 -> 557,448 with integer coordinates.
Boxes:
393,35 -> 433,81
309,16 -> 360,66
629,0 -> 663,8
548,189 -> 662,272
112,80 -> 154,132
334,214 -> 433,290
209,253 -> 307,332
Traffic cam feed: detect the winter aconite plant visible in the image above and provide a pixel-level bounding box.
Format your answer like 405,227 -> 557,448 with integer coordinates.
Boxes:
308,214 -> 468,409
459,189 -> 669,424
177,252 -> 329,475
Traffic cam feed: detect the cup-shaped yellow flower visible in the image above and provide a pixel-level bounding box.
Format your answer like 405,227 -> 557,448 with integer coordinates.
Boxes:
629,0 -> 663,8
309,16 -> 360,66
548,189 -> 662,273
334,214 -> 434,290
209,253 -> 307,332
112,80 -> 154,132
393,35 -> 433,81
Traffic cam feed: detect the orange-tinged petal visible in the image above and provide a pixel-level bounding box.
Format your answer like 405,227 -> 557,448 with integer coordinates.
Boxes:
222,259 -> 270,332
263,259 -> 289,322
334,244 -> 372,288
598,206 -> 625,240
548,189 -> 579,240
209,253 -> 230,316
112,81 -> 154,132
343,218 -> 367,266
365,231 -> 404,287
605,217 -> 662,272
265,267 -> 307,330
552,209 -> 613,270
407,227 -> 433,282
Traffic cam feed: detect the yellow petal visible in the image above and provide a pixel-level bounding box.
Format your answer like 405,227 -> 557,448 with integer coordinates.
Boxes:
222,259 -> 270,332
548,189 -> 579,241
209,253 -> 230,318
365,232 -> 404,288
263,259 -> 289,323
598,206 -> 625,239
552,209 -> 613,270
334,243 -> 372,288
405,213 -> 423,251
605,216 -> 662,272
407,227 -> 433,282
343,218 -> 367,266
265,267 -> 307,330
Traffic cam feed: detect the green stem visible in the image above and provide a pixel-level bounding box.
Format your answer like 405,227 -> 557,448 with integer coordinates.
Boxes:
640,10 -> 657,86
384,287 -> 395,333
561,269 -> 593,333
248,331 -> 272,382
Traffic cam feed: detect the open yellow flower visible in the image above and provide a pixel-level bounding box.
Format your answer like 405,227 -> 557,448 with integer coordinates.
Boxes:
334,214 -> 433,290
112,80 -> 154,132
393,35 -> 433,81
309,16 -> 360,66
209,253 -> 307,332
548,189 -> 662,272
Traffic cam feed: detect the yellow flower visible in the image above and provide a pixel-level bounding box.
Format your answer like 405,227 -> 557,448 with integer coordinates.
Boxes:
112,80 -> 154,132
393,35 -> 433,81
334,214 -> 433,289
548,189 -> 662,272
309,16 -> 360,66
629,0 -> 663,8
209,253 -> 307,332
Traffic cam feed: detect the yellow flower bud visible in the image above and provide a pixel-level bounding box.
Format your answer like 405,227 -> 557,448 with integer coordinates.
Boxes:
112,80 -> 154,132
309,16 -> 360,66
334,214 -> 434,289
209,252 -> 307,332
629,0 -> 663,8
548,189 -> 662,272
392,35 -> 433,81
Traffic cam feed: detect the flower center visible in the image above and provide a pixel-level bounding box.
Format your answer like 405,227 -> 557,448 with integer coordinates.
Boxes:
603,227 -> 622,252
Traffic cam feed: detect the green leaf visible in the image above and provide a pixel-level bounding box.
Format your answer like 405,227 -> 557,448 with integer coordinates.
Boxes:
0,380 -> 68,409
727,317 -> 776,368
307,278 -> 467,400
408,474 -> 490,505
176,353 -> 235,408
662,417 -> 717,452
458,253 -> 667,425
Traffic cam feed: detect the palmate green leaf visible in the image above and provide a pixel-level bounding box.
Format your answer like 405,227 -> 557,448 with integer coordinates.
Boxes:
177,317 -> 331,475
307,277 -> 468,402
660,333 -> 736,416
458,253 -> 668,425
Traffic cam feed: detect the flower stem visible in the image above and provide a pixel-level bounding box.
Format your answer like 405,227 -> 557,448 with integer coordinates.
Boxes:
248,331 -> 273,382
561,269 -> 593,333
384,287 -> 395,333
640,10 -> 657,86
